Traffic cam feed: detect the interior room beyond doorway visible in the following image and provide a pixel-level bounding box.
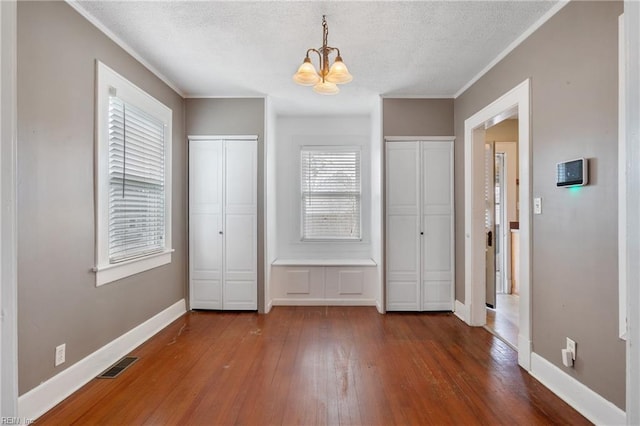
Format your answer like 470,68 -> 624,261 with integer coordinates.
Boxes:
484,118 -> 519,349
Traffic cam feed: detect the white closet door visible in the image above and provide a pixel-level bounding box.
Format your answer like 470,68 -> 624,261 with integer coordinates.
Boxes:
421,141 -> 454,311
223,140 -> 257,310
386,142 -> 421,311
189,140 -> 224,309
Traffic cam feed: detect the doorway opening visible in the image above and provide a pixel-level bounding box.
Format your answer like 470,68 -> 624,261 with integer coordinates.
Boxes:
464,79 -> 531,369
483,123 -> 520,349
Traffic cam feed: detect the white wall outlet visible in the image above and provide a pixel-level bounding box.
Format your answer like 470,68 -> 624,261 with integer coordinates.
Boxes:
566,337 -> 576,360
55,343 -> 66,367
533,197 -> 542,214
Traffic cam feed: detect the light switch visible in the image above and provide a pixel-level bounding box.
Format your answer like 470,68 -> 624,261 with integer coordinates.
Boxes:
534,197 -> 542,214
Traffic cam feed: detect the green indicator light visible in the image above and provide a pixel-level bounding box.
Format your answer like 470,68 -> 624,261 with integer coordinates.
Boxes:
568,186 -> 582,194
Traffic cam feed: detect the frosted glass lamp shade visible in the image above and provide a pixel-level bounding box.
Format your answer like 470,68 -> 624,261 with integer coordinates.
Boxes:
325,56 -> 353,84
312,80 -> 339,95
293,58 -> 320,86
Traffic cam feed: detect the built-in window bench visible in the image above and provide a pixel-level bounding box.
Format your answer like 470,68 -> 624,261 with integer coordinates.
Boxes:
270,258 -> 378,306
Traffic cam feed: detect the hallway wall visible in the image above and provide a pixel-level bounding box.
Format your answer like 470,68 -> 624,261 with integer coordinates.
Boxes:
454,0 -> 625,409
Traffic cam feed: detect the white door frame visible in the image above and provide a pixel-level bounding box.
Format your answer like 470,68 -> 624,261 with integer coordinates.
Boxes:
624,2 -> 640,424
0,0 -> 18,416
464,79 -> 532,369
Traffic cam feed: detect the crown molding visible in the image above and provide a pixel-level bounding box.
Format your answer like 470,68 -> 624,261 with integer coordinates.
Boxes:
454,1 -> 570,99
65,0 -> 185,98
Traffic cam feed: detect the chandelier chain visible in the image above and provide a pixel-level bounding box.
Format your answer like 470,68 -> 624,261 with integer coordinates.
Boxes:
322,15 -> 328,51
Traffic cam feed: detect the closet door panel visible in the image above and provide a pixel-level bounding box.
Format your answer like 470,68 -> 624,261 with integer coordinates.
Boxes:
386,142 -> 420,311
387,215 -> 421,277
224,213 -> 257,309
422,212 -> 453,310
387,214 -> 420,310
422,214 -> 453,277
422,281 -> 453,310
421,141 -> 454,311
192,280 -> 222,309
422,142 -> 453,214
225,214 -> 256,275
191,214 -> 223,280
386,142 -> 420,216
189,140 -> 223,309
225,141 -> 257,215
223,280 -> 257,309
223,140 -> 257,310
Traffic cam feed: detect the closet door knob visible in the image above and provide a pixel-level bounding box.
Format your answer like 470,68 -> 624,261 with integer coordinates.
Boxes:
420,232 -> 424,235
219,231 -> 223,235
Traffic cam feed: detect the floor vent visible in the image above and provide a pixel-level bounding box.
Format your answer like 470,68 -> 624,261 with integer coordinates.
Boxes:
97,356 -> 139,379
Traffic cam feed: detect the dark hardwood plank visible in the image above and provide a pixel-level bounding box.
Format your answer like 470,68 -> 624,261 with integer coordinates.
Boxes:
36,307 -> 592,426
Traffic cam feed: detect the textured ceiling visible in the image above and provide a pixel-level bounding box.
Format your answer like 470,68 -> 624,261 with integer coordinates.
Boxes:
75,1 -> 559,114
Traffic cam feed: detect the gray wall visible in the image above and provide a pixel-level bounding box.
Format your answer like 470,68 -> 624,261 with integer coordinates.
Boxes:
17,2 -> 187,394
185,98 -> 266,312
382,98 -> 454,136
454,1 -> 625,408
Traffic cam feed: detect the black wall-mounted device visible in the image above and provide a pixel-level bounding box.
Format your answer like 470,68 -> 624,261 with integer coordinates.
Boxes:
556,158 -> 588,187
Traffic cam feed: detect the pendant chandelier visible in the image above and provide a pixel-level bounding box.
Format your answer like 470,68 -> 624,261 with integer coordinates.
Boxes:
292,15 -> 353,95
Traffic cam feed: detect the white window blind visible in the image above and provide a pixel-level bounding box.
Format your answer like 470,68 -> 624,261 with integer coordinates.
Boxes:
301,148 -> 361,240
108,96 -> 165,262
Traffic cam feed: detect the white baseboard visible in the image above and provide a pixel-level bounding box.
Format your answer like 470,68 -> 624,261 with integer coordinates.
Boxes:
271,298 -> 377,307
376,300 -> 385,314
530,352 -> 626,425
18,299 -> 186,421
265,299 -> 273,313
454,300 -> 468,323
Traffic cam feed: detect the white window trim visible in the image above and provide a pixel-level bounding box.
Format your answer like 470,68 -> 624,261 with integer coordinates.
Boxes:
299,145 -> 362,242
94,61 -> 173,286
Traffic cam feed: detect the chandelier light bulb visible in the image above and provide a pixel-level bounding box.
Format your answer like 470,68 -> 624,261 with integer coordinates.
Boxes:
292,57 -> 320,86
313,80 -> 340,95
326,56 -> 353,84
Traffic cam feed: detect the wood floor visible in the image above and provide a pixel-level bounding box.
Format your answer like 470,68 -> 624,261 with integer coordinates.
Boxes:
37,307 -> 590,426
485,293 -> 519,348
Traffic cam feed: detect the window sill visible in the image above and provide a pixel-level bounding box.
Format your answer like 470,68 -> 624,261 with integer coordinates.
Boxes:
94,249 -> 174,287
272,258 -> 377,267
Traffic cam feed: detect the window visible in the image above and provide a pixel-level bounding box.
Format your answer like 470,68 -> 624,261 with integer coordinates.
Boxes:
94,61 -> 173,286
108,97 -> 165,261
300,147 -> 361,240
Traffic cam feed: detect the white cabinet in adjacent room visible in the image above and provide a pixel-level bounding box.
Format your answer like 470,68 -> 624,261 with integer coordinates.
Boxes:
386,139 -> 454,311
189,137 -> 257,310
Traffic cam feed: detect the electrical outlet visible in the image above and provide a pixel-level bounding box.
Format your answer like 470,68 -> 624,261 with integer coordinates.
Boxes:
566,338 -> 576,360
534,197 -> 542,214
55,344 -> 66,367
